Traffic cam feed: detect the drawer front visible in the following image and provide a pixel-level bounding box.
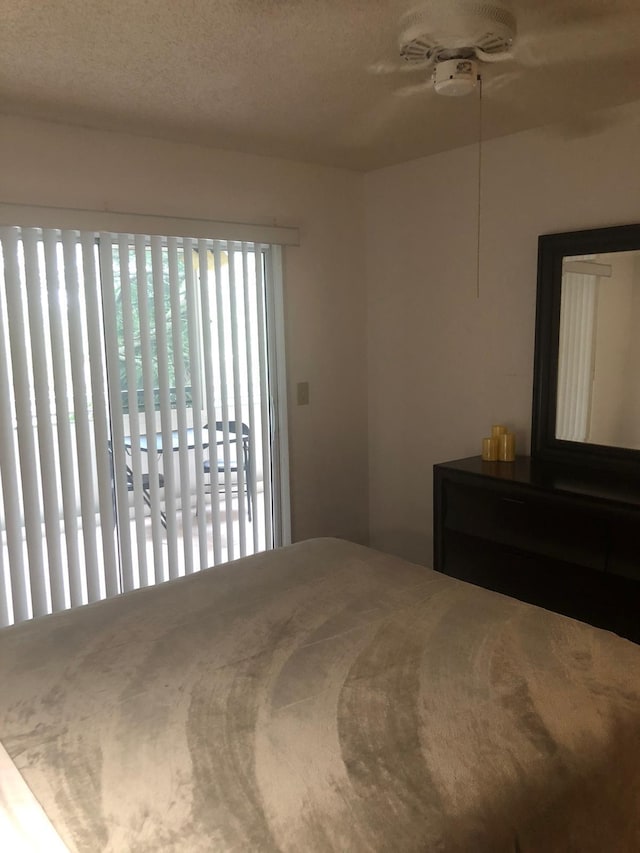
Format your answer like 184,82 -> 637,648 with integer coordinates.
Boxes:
442,531 -> 640,644
443,479 -> 608,571
609,517 -> 640,580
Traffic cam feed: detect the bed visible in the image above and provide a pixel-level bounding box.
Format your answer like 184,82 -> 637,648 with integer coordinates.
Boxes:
1,537 -> 640,852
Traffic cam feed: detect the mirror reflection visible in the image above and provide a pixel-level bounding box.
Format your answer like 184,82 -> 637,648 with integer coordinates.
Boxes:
556,250 -> 640,450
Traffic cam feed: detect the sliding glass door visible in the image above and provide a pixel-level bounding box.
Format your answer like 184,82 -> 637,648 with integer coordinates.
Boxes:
0,226 -> 288,627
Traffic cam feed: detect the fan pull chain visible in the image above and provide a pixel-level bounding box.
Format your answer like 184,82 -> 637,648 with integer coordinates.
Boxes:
476,75 -> 483,300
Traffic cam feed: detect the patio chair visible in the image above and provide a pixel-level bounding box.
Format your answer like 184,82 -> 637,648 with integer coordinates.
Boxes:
203,421 -> 253,521
107,441 -> 167,528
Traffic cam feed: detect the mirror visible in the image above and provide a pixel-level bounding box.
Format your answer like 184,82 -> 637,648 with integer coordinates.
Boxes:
557,249 -> 640,450
532,224 -> 640,472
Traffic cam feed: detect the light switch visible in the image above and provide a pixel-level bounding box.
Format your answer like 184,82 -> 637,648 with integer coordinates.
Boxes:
296,381 -> 310,406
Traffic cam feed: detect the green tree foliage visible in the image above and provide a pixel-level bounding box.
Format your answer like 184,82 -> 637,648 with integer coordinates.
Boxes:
112,245 -> 192,413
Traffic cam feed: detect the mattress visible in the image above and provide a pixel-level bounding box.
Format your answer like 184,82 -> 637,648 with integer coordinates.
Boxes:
1,537 -> 640,852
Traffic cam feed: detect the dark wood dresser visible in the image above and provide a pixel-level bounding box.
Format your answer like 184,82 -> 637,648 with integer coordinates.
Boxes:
433,456 -> 640,644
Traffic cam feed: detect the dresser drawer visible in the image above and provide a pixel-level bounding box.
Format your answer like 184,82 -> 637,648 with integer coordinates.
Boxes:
608,517 -> 640,580
443,531 -> 640,641
443,479 -> 608,572
433,457 -> 640,643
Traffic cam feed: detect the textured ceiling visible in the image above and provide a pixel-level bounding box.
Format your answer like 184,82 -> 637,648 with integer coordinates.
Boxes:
2,0 -> 640,171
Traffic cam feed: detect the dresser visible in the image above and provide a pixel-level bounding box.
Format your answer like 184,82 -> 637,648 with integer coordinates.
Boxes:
433,456 -> 640,644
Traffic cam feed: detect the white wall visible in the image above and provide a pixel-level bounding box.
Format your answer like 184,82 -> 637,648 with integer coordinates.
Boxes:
0,115 -> 369,546
365,111 -> 640,566
6,107 -> 640,568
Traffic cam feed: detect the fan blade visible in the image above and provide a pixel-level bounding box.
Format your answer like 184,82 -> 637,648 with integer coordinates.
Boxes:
475,47 -> 515,64
480,67 -> 521,95
394,63 -> 518,100
514,9 -> 640,68
368,57 -> 433,76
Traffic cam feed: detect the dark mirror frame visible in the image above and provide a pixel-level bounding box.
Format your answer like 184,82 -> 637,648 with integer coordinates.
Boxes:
531,223 -> 640,474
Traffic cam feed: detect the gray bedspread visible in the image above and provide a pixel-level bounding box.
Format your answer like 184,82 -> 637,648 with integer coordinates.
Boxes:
1,537 -> 640,852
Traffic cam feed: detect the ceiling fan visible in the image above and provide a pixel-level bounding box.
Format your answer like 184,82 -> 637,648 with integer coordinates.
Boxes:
372,0 -> 640,104
371,0 -> 523,297
391,0 -> 517,98
366,0 -> 640,297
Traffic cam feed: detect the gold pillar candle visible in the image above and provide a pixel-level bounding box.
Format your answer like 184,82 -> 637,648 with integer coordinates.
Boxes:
482,436 -> 499,461
498,432 -> 516,462
491,424 -> 507,438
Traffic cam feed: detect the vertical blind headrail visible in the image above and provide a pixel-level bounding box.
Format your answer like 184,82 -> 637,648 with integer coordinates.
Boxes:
0,204 -> 300,247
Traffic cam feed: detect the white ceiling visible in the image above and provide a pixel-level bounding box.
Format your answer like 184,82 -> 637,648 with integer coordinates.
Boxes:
2,0 -> 640,171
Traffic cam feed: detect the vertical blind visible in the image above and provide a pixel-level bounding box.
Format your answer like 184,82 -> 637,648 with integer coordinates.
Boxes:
0,226 -> 280,627
556,271 -> 598,442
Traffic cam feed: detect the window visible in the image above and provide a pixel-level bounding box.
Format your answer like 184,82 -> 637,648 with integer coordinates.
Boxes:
0,223 -> 290,627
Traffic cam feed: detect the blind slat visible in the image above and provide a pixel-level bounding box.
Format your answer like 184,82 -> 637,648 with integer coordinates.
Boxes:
0,480 -> 9,627
82,232 -> 118,599
151,236 -> 179,581
168,238 -> 193,577
214,242 -> 235,560
198,239 -> 222,565
117,234 -> 147,589
62,231 -> 101,603
184,241 -> 208,572
0,230 -> 30,622
23,229 -> 66,613
43,231 -> 84,608
100,234 -> 135,593
134,235 -> 165,585
255,246 -> 273,549
241,243 -> 260,554
228,247 -> 247,556
3,228 -> 48,616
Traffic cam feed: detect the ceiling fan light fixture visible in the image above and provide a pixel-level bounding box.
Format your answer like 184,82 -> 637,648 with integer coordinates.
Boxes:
433,58 -> 479,95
